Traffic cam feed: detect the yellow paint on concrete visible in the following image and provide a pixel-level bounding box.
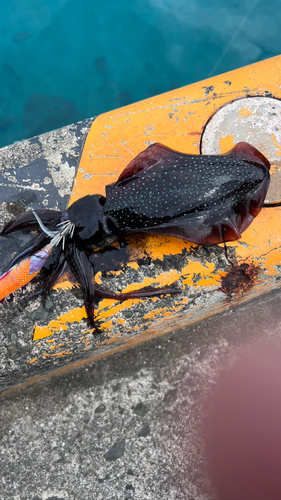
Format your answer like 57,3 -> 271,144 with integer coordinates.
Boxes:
95,272 -> 102,285
143,307 -> 168,320
127,262 -> 139,270
219,135 -> 236,153
97,298 -> 144,320
181,261 -> 216,286
230,208 -> 281,276
121,269 -> 180,293
32,268 -> 184,340
115,318 -> 126,325
33,307 -> 88,340
269,164 -> 281,174
271,134 -> 281,156
238,107 -> 253,118
50,351 -> 72,358
28,357 -> 37,364
49,343 -> 65,350
128,233 -> 194,261
175,297 -> 189,305
53,279 -> 76,291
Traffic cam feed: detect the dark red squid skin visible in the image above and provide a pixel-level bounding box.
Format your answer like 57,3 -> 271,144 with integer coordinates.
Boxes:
0,142 -> 271,328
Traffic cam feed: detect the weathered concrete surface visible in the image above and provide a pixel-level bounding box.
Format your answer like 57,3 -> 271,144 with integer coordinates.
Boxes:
3,57 -> 281,395
0,119 -> 96,393
2,56 -> 281,397
1,287 -> 281,499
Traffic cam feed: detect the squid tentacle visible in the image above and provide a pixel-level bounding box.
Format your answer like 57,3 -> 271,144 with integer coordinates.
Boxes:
66,243 -> 97,327
4,244 -> 36,273
1,209 -> 61,236
41,253 -> 67,308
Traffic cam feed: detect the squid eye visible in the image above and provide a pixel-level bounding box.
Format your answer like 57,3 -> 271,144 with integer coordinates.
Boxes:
87,235 -> 116,249
98,235 -> 116,247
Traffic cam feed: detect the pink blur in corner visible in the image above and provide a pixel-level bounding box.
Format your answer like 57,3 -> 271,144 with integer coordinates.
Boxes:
206,343 -> 281,500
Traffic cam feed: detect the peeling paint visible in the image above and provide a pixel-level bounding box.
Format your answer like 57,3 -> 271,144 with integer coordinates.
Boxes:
28,357 -> 37,364
271,134 -> 281,156
33,306 -> 88,340
4,57 -> 281,394
219,135 -> 235,152
31,57 -> 281,352
238,107 -> 253,118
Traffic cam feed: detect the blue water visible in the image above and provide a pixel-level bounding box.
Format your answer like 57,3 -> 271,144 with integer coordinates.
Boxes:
0,0 -> 280,149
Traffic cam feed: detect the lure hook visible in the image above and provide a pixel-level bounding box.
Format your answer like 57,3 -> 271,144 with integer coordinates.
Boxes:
32,211 -> 75,249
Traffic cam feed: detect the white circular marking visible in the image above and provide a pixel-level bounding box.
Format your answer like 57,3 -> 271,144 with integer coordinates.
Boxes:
201,96 -> 281,202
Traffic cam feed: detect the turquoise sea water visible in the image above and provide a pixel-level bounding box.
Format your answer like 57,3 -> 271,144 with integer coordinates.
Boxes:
0,0 -> 280,149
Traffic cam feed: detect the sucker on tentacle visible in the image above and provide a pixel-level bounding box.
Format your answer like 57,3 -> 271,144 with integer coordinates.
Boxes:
0,141 -> 271,330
